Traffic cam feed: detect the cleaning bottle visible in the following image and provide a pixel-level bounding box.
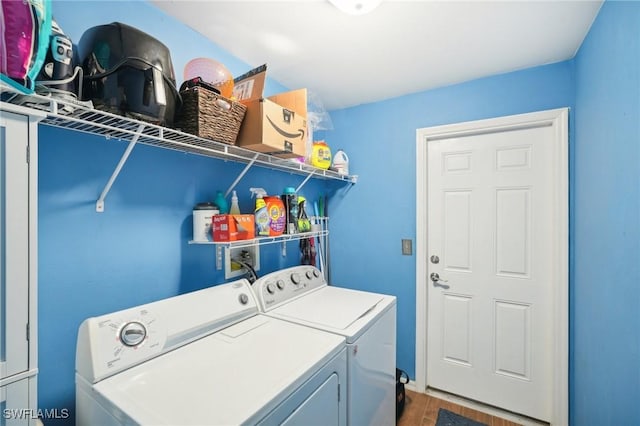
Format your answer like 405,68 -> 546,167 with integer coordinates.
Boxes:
281,186 -> 299,234
229,190 -> 240,215
310,140 -> 332,169
214,190 -> 229,214
332,149 -> 349,175
297,195 -> 311,232
250,188 -> 270,236
264,195 -> 285,236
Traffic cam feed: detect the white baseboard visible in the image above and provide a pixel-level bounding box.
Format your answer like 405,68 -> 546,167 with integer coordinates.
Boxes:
404,380 -> 419,393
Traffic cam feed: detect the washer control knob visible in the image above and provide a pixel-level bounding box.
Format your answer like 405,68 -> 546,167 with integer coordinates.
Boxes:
291,273 -> 301,285
266,283 -> 276,294
276,280 -> 285,290
306,270 -> 314,280
238,293 -> 249,305
120,321 -> 146,347
313,269 -> 320,278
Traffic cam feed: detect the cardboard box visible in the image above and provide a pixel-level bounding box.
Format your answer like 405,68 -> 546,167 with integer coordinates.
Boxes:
233,65 -> 307,158
212,214 -> 256,242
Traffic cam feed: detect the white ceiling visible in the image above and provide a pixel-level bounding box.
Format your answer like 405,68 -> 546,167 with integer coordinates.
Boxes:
151,0 -> 603,111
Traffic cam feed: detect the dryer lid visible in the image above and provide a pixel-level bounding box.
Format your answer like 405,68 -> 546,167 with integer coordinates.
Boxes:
273,286 -> 385,331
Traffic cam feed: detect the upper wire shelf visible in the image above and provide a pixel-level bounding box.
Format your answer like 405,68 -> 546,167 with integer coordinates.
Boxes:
0,84 -> 357,184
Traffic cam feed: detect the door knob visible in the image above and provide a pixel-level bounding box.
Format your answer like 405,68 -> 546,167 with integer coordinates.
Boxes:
430,272 -> 448,283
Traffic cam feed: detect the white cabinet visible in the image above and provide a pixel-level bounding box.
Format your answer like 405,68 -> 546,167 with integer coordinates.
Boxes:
0,106 -> 40,426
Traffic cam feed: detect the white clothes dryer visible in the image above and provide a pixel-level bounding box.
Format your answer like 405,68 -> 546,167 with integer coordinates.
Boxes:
252,266 -> 397,426
75,279 -> 347,425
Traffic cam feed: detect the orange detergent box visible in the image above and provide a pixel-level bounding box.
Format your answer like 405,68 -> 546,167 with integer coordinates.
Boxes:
212,214 -> 256,242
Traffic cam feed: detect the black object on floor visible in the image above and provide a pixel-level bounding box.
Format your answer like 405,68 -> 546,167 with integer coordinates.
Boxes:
435,408 -> 488,426
396,368 -> 409,419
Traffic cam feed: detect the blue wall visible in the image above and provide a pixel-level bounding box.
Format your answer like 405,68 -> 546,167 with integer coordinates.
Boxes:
326,61 -> 575,383
573,1 -> 640,424
39,1 -> 334,422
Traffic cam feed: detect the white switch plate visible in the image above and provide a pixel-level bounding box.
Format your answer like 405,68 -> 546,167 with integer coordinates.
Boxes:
402,239 -> 412,255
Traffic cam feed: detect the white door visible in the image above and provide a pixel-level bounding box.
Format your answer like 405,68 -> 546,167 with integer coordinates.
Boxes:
416,109 -> 568,424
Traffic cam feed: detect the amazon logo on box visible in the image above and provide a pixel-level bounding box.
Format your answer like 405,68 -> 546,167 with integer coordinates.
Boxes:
233,64 -> 307,159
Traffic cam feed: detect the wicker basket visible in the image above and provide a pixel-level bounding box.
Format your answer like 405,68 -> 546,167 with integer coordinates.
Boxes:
175,86 -> 247,145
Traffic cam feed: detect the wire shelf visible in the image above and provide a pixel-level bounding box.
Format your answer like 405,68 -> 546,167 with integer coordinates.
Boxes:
1,84 -> 357,183
189,230 -> 328,249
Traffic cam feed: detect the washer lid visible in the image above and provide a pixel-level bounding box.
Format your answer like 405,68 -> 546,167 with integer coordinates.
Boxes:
91,315 -> 345,425
271,286 -> 395,341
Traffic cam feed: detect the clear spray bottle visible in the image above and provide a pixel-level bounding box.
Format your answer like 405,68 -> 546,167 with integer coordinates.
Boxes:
250,188 -> 269,236
229,190 -> 240,215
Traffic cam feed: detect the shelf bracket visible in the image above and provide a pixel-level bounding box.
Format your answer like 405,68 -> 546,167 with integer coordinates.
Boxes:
225,153 -> 260,197
295,169 -> 316,193
96,123 -> 145,212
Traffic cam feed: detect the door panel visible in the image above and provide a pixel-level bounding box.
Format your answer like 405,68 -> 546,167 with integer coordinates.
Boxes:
281,374 -> 338,426
442,294 -> 472,366
495,188 -> 531,277
494,300 -> 530,379
444,191 -> 472,271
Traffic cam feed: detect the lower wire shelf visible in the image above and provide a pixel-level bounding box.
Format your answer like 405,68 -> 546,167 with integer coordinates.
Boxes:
188,230 -> 327,249
189,228 -> 329,270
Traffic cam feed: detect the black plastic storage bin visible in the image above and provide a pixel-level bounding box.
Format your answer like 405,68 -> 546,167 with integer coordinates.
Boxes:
77,22 -> 180,126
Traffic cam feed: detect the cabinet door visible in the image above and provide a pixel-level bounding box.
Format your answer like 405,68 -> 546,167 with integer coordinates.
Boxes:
0,112 -> 30,380
1,379 -> 30,426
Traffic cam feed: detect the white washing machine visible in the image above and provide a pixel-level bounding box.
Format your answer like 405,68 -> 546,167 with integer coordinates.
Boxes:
252,266 -> 397,426
75,278 -> 347,425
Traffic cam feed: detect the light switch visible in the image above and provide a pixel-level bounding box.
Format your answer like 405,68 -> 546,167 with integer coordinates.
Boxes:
402,239 -> 412,255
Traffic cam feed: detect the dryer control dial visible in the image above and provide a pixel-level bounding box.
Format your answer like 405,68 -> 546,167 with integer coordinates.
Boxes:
120,321 -> 147,347
291,273 -> 301,285
253,266 -> 327,312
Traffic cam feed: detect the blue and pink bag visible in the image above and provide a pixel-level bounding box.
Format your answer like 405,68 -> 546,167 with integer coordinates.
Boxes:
1,0 -> 52,93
